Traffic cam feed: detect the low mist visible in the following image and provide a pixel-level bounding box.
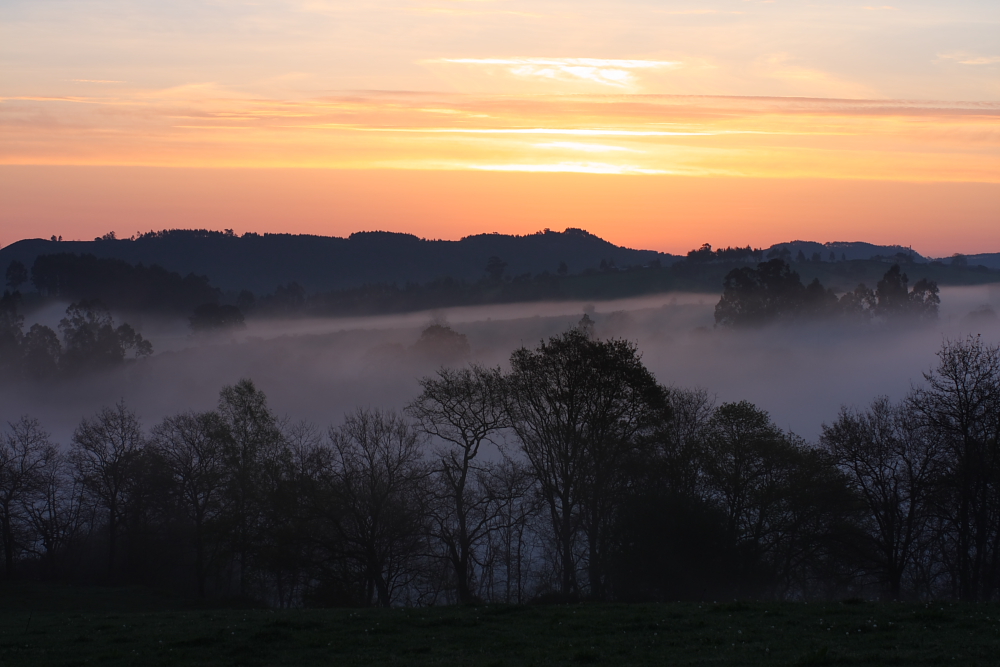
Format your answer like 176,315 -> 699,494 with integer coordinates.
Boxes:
4,285 -> 1000,444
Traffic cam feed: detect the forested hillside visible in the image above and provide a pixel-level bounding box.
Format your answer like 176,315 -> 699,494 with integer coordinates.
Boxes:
0,228 -> 678,294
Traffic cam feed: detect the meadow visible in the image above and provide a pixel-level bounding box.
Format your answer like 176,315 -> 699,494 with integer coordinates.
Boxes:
2,584 -> 999,666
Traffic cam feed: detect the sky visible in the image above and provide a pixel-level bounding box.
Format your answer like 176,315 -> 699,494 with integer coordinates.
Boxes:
2,0 -> 999,254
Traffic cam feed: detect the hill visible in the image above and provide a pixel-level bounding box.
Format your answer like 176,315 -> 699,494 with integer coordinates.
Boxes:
0,228 -> 679,295
766,240 -> 926,262
945,252 -> 1000,269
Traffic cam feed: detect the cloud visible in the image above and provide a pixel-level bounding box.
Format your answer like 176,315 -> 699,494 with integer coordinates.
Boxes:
432,57 -> 682,88
938,53 -> 1000,66
352,127 -> 711,136
654,9 -> 745,14
535,142 -> 636,152
755,53 -> 877,99
468,162 -> 667,174
3,87 -> 997,183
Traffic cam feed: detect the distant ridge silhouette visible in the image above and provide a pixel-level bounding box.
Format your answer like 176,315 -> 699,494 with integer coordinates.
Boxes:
2,228 -> 997,295
0,228 -> 677,294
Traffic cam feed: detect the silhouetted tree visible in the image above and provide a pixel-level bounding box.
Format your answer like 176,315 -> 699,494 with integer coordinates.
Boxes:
0,417 -> 58,578
30,253 -> 218,312
875,265 -> 939,321
70,402 -> 146,577
59,301 -> 152,373
506,329 -> 670,598
485,256 -> 507,282
837,284 -> 877,321
908,336 -> 1000,600
407,365 -> 510,603
479,457 -> 539,604
21,325 -> 61,381
217,379 -> 286,597
823,398 -> 942,599
715,259 -> 806,327
412,324 -> 471,364
0,295 -> 23,379
326,408 -> 428,607
700,401 -> 851,597
5,261 -> 28,292
21,451 -> 84,579
153,411 -> 230,597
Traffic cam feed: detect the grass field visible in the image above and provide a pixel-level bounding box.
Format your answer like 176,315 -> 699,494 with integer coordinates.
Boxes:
1,584 -> 999,666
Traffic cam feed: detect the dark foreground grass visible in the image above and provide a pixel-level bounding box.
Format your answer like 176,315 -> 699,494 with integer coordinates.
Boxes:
2,585 -> 1000,666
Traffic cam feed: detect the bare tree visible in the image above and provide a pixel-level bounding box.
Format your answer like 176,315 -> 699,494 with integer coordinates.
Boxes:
70,401 -> 145,576
822,397 -> 942,599
0,416 -> 58,578
326,408 -> 428,607
407,365 -> 510,603
908,335 -> 1000,600
152,411 -> 229,597
21,453 -> 86,579
479,457 -> 540,603
217,378 -> 286,597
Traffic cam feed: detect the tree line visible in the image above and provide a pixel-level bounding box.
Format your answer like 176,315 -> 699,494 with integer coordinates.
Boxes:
715,260 -> 940,327
0,296 -> 151,381
2,328 -> 999,605
0,328 -> 1000,606
7,255 -> 219,314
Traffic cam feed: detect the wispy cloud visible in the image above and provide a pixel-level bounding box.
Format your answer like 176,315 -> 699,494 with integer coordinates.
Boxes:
2,88 -> 997,183
535,142 -> 636,152
938,53 -> 1000,66
431,57 -> 681,88
654,9 -> 745,14
468,162 -> 667,174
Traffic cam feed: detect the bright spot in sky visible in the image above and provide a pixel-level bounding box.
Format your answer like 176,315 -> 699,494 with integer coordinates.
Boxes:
436,57 -> 681,87
535,142 -> 636,153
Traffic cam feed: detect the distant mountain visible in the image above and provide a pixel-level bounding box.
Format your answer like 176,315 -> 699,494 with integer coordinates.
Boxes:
0,228 -> 679,294
764,241 -> 926,263
932,253 -> 1000,270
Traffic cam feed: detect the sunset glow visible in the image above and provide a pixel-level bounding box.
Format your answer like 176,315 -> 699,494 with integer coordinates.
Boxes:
2,0 -> 999,253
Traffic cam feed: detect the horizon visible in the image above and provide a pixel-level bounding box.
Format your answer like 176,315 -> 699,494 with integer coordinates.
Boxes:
2,223 -> 996,260
2,1 -> 998,254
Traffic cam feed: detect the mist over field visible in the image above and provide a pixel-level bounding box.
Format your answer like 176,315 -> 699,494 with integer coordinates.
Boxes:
3,285 -> 999,445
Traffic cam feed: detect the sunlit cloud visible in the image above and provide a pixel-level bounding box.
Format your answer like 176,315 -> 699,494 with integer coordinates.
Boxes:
468,162 -> 667,174
337,127 -> 712,136
535,142 -> 636,152
432,57 -> 681,88
654,9 -> 745,14
2,88 -> 997,183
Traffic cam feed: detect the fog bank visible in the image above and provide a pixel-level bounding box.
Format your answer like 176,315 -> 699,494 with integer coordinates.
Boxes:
3,286 -> 999,445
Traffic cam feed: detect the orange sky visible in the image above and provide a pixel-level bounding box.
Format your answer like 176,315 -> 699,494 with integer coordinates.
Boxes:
2,1 -> 999,255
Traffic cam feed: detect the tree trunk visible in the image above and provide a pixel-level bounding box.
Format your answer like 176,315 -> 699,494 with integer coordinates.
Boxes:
1,505 -> 14,580
195,519 -> 206,598
107,506 -> 118,578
